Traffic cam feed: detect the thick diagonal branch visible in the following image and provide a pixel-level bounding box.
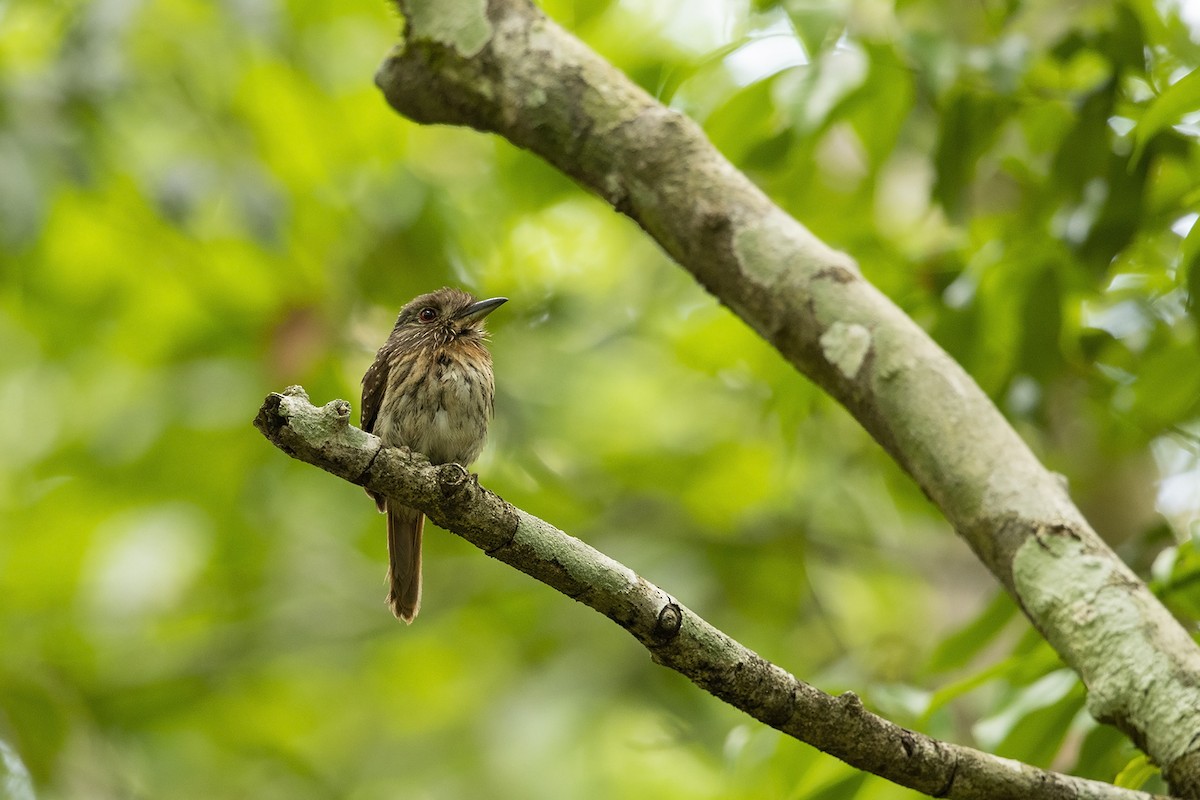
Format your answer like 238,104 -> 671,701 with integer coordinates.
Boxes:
254,386 -> 1171,800
371,1 -> 1200,793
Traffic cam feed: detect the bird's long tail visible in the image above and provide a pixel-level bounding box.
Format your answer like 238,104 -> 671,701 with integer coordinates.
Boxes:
386,503 -> 424,624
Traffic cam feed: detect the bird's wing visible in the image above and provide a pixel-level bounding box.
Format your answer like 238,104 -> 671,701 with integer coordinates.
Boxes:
360,349 -> 390,434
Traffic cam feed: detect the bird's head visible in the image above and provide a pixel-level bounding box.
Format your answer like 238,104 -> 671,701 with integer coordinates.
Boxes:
392,287 -> 507,345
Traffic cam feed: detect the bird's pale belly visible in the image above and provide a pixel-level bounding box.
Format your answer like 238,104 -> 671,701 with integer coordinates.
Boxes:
374,358 -> 491,466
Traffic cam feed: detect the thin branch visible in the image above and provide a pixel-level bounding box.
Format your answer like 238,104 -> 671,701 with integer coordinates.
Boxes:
370,1 -> 1200,793
254,386 -> 1172,800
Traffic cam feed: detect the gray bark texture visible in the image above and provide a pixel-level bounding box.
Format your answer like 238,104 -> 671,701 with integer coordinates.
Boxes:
255,386 -> 1174,800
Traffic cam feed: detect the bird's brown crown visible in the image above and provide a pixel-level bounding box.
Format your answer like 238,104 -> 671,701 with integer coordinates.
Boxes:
388,287 -> 504,347
395,287 -> 477,327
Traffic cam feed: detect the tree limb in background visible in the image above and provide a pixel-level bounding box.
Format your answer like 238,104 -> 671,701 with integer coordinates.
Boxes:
253,386 -> 1172,800
368,1 -> 1200,795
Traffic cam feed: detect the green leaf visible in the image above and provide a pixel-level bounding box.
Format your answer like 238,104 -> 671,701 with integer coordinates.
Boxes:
976,671 -> 1085,763
1133,343 -> 1200,428
933,90 -> 1014,218
783,0 -> 846,59
1073,723 -> 1137,781
1157,538 -> 1200,620
1183,217 -> 1200,330
1049,81 -> 1116,200
1114,753 -> 1161,790
705,77 -> 788,164
1133,68 -> 1200,163
926,591 -> 1019,674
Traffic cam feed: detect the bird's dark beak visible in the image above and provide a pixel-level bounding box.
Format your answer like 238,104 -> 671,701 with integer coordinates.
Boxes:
455,297 -> 508,324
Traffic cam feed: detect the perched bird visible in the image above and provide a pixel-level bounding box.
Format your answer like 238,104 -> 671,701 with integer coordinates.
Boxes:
360,287 -> 506,623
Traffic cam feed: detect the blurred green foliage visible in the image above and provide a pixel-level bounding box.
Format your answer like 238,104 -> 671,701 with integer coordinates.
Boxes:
1,0 -> 1198,797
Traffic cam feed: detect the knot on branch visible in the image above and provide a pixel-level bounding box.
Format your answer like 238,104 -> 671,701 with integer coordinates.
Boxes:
437,463 -> 475,499
254,387 -> 381,483
814,265 -> 858,284
1032,521 -> 1083,549
282,384 -> 310,401
253,392 -> 289,439
653,601 -> 683,641
253,388 -> 320,455
329,398 -> 351,422
838,690 -> 864,711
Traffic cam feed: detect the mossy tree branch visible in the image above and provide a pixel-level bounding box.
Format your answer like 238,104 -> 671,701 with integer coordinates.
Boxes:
254,386 -> 1173,800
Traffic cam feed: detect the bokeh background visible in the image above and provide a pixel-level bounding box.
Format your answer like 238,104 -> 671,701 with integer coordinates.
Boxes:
3,0 -> 1200,797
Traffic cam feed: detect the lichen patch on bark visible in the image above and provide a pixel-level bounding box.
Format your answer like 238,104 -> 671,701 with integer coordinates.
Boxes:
820,322 -> 872,379
408,0 -> 492,57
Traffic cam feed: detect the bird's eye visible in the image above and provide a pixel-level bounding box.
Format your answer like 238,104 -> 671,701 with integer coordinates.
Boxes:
418,308 -> 437,323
